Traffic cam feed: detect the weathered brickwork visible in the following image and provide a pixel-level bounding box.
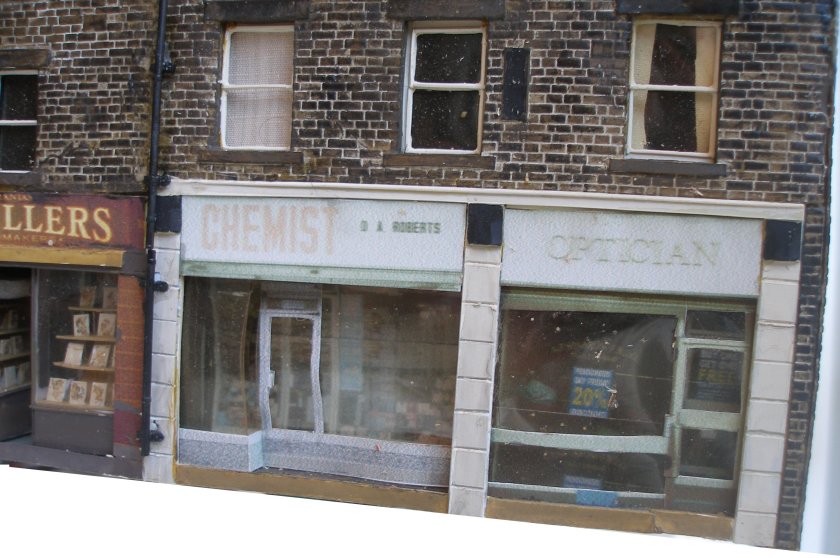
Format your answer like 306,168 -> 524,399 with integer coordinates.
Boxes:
0,0 -> 831,549
0,0 -> 156,193
159,1 -> 832,202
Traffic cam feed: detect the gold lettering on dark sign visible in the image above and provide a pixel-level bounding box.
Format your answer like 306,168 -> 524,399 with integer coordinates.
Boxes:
0,201 -> 114,247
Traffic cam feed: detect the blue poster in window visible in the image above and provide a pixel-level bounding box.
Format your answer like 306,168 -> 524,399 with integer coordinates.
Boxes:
575,489 -> 619,508
568,367 -> 613,418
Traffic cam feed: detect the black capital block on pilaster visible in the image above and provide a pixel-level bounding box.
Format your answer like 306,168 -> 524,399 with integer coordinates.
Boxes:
764,220 -> 802,262
467,204 -> 503,246
155,196 -> 182,233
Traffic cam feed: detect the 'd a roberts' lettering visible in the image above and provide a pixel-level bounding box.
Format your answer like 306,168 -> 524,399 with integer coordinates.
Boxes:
548,236 -> 720,267
201,203 -> 338,255
0,203 -> 113,242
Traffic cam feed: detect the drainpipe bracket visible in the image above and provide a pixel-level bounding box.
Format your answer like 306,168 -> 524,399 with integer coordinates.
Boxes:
144,172 -> 172,189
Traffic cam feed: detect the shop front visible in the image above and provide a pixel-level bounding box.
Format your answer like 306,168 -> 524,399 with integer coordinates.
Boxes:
485,209 -> 776,537
0,193 -> 146,478
174,195 -> 466,489
158,181 -> 803,544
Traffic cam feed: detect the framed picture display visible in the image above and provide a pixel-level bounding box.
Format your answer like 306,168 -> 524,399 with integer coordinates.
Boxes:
88,344 -> 111,368
47,377 -> 69,402
67,380 -> 89,406
102,287 -> 118,310
89,382 -> 109,407
97,313 -> 117,338
73,314 -> 90,336
64,342 -> 85,366
79,286 -> 97,308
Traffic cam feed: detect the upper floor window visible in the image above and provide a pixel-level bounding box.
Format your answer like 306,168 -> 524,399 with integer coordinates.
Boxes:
221,25 -> 293,150
627,20 -> 721,162
0,73 -> 38,171
403,23 -> 487,154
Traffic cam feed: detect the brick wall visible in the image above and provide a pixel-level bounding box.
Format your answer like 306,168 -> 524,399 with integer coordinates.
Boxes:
0,0 -> 156,193
157,0 -> 833,196
113,274 -> 146,457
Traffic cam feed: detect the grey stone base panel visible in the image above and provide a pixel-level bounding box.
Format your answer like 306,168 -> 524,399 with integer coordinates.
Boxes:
179,428 -> 450,487
179,429 -> 264,472
263,430 -> 450,487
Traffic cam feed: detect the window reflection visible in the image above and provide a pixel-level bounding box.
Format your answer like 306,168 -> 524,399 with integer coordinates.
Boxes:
180,278 -> 261,435
180,279 -> 460,446
494,310 -> 676,436
320,286 -> 460,445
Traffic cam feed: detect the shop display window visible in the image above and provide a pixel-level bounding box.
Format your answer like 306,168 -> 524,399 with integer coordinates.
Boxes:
489,291 -> 752,517
627,20 -> 721,161
180,278 -> 460,478
0,284 -> 30,394
318,286 -> 459,445
180,278 -> 261,435
0,269 -> 32,441
34,270 -> 118,412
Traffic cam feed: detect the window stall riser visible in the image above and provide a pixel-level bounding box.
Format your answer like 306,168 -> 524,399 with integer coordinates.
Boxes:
0,193 -> 147,478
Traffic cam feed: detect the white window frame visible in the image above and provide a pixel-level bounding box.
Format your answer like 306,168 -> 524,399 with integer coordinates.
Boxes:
402,22 -> 487,155
0,71 -> 38,173
219,24 -> 294,151
626,19 -> 722,162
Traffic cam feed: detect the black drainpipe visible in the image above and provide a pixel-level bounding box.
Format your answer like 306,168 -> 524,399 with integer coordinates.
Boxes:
141,0 -> 172,456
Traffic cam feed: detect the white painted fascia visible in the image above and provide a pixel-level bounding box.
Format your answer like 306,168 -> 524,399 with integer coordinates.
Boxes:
165,178 -> 805,222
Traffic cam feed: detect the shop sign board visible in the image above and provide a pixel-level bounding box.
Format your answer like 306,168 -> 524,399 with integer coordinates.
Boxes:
0,193 -> 145,251
181,197 -> 465,273
502,209 -> 762,297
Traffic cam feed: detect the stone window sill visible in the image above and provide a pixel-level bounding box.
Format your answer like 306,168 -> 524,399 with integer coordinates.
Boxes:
615,0 -> 740,15
609,158 -> 727,177
198,148 -> 304,165
387,0 -> 505,20
383,153 -> 495,169
0,171 -> 42,187
204,0 -> 309,22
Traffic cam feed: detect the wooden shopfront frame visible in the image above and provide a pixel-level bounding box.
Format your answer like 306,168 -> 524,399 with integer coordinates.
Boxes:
0,193 -> 146,478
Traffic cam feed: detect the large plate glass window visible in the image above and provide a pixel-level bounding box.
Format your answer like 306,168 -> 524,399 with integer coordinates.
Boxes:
0,73 -> 38,171
180,278 -> 460,486
0,268 -> 31,442
33,270 -> 119,413
627,20 -> 721,161
489,291 -> 752,516
220,25 -> 294,150
403,23 -> 486,153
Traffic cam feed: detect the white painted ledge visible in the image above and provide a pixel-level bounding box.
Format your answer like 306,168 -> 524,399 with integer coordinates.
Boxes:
163,178 -> 805,221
